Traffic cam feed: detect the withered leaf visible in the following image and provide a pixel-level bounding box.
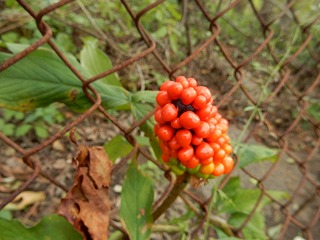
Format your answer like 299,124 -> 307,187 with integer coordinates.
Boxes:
59,145 -> 112,240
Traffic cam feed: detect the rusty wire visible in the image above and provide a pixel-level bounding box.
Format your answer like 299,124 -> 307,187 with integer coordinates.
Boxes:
0,0 -> 319,239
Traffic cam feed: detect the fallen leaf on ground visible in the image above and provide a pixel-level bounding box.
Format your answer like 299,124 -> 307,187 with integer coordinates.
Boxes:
59,145 -> 112,240
4,191 -> 45,210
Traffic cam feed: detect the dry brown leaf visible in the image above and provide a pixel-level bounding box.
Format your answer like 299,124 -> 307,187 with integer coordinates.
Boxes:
59,145 -> 112,240
4,191 -> 45,210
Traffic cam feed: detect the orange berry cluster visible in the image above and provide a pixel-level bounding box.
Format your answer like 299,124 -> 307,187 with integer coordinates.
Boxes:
154,76 -> 234,178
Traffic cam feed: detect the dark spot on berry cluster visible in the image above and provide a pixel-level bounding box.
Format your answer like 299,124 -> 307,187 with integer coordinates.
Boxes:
172,99 -> 195,117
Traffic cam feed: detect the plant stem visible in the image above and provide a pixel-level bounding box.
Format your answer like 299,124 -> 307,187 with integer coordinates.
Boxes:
153,172 -> 190,220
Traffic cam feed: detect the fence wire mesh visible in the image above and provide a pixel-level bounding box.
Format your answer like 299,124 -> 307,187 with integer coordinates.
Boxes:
0,0 -> 319,239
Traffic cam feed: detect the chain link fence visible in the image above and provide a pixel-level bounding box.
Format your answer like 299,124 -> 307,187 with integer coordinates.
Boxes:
0,0 -> 319,239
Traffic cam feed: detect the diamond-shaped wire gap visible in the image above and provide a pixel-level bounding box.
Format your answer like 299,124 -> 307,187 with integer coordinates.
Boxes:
132,0 -> 191,65
121,0 -> 172,75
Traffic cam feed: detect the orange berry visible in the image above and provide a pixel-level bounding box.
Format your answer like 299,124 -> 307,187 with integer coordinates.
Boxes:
212,162 -> 225,176
200,162 -> 215,175
214,149 -> 226,160
223,144 -> 233,154
221,156 -> 234,174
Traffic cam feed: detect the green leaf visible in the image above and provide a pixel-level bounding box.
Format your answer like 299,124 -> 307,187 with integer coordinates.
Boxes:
6,43 -> 30,54
132,90 -> 157,104
151,26 -> 167,39
135,136 -> 150,146
149,136 -> 162,161
104,135 -> 133,162
237,144 -> 279,168
131,102 -> 155,137
0,119 -> 4,130
0,214 -> 82,240
120,162 -> 154,240
34,122 -> 49,139
15,124 -> 32,137
218,188 -> 261,214
0,49 -> 131,112
0,210 -> 12,220
229,213 -> 268,240
2,123 -> 15,136
80,38 -> 120,86
222,177 -> 241,197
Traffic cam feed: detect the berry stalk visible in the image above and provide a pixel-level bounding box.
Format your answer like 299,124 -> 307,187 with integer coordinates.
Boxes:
152,172 -> 190,220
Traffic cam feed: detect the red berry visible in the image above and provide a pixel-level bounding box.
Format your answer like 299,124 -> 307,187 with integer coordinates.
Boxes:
156,91 -> 171,106
185,156 -> 200,168
208,117 -> 218,125
160,141 -> 170,155
167,82 -> 183,100
195,142 -> 214,160
170,148 -> 178,158
157,125 -> 175,141
154,124 -> 160,136
194,121 -> 210,138
176,76 -> 187,83
200,157 -> 213,166
168,137 -> 181,150
162,154 -> 170,162
206,128 -> 222,142
160,80 -> 174,91
192,95 -> 207,109
209,106 -> 218,118
175,129 -> 192,147
181,87 -> 197,105
214,149 -> 226,160
217,136 -> 227,146
215,113 -> 222,122
217,123 -> 228,134
171,118 -> 182,129
179,79 -> 189,89
209,142 -> 220,152
154,109 -> 165,125
178,145 -> 194,163
196,105 -> 212,121
196,86 -> 212,103
191,135 -> 203,145
179,111 -> 201,129
161,103 -> 178,122
187,78 -> 198,88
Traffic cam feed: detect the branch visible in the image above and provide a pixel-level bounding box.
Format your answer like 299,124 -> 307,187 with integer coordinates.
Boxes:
152,172 -> 190,220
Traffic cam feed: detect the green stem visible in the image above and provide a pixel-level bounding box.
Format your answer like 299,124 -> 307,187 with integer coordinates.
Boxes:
153,173 -> 190,220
